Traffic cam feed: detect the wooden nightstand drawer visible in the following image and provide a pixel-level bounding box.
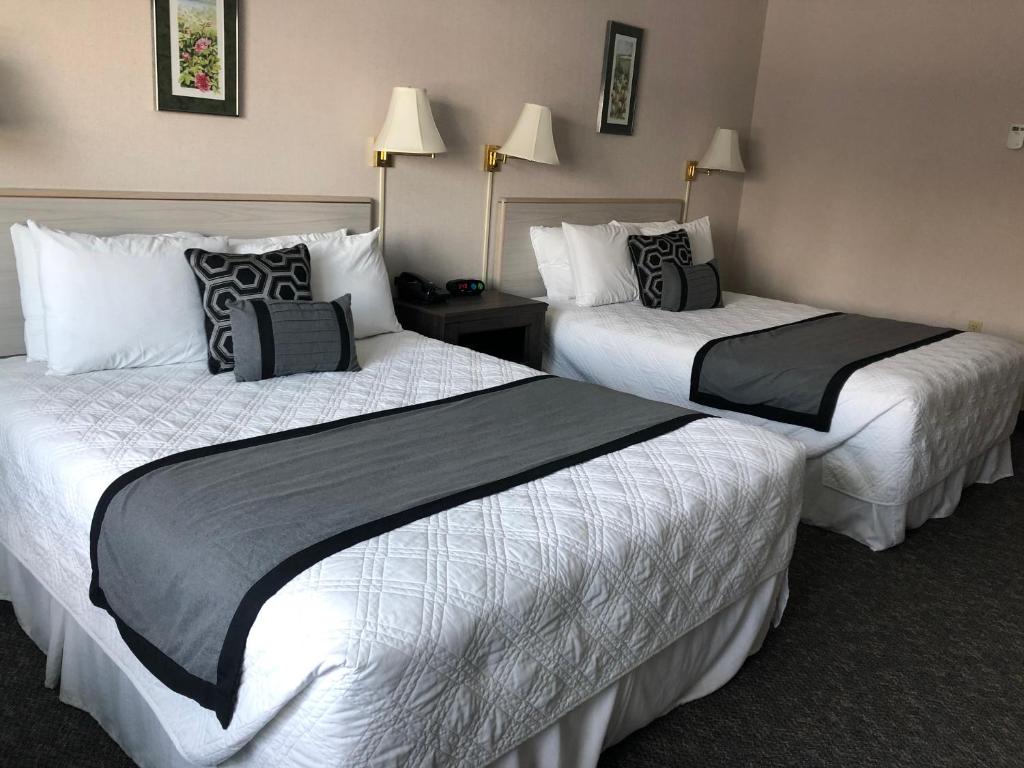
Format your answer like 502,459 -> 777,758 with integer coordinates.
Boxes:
394,292 -> 547,369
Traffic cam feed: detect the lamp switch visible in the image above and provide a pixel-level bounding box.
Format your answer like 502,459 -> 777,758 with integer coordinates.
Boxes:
967,320 -> 983,332
1008,125 -> 1024,150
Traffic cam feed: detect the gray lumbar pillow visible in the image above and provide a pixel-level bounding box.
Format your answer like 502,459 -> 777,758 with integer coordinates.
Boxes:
230,295 -> 360,382
661,260 -> 722,312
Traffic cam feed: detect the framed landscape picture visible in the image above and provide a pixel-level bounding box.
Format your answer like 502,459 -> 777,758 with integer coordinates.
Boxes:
597,21 -> 643,135
153,0 -> 239,116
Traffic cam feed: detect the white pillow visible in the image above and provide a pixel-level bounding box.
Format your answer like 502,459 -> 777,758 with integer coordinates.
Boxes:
30,222 -> 228,375
613,219 -> 679,236
679,217 -> 715,265
228,227 -> 398,339
310,228 -> 400,339
13,224 -> 210,362
308,228 -> 400,339
529,226 -> 574,299
612,216 -> 716,265
10,224 -> 46,360
562,222 -> 638,308
226,227 -> 347,253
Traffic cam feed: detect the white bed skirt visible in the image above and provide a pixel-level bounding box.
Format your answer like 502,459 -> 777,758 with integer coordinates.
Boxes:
802,437 -> 1013,551
1,543 -> 787,768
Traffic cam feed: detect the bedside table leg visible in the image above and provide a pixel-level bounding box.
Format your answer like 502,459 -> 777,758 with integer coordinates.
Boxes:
524,318 -> 544,370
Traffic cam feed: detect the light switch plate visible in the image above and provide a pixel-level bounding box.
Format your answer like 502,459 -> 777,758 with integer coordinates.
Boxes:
1008,124 -> 1024,150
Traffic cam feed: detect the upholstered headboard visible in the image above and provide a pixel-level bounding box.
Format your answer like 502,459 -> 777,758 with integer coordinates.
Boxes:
492,197 -> 684,298
0,189 -> 374,357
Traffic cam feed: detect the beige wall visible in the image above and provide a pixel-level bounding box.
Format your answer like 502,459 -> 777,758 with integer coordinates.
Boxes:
0,0 -> 767,283
737,0 -> 1024,340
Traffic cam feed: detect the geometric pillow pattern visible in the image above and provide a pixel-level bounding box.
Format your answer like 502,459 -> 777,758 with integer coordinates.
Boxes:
627,229 -> 693,308
184,244 -> 312,374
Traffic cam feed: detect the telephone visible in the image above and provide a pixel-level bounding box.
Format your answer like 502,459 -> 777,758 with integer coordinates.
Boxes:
395,272 -> 448,304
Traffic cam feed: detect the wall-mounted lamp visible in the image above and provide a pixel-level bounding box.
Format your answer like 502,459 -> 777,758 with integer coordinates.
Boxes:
371,86 -> 447,251
481,103 -> 559,283
682,127 -> 746,222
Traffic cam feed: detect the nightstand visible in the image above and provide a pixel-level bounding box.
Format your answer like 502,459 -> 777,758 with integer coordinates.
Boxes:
394,292 -> 548,369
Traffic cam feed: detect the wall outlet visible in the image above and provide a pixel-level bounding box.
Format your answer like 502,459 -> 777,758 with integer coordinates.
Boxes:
967,320 -> 983,332
1008,125 -> 1024,150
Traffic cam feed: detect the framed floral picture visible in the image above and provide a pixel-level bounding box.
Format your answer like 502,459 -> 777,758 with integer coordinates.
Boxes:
597,21 -> 643,135
153,0 -> 239,116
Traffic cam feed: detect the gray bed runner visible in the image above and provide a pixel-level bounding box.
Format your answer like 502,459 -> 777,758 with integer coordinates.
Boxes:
89,375 -> 707,727
690,312 -> 959,431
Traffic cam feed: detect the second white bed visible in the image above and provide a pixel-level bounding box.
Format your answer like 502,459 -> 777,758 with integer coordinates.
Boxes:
545,292 -> 1024,550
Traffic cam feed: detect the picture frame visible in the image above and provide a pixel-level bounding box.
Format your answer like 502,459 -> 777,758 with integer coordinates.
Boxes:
152,0 -> 239,117
597,21 -> 644,135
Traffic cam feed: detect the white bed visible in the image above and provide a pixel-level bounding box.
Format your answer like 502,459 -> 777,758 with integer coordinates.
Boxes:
0,191 -> 805,767
0,331 -> 802,767
492,197 -> 1024,551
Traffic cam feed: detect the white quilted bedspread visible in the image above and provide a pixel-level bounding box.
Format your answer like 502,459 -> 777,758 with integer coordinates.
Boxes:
545,293 -> 1024,505
0,331 -> 803,767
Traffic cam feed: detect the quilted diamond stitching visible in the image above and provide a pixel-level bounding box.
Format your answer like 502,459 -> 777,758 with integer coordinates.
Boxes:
545,292 -> 1024,506
0,334 -> 804,766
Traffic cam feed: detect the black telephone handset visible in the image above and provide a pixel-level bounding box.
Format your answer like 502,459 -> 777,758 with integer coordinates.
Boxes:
395,272 -> 448,305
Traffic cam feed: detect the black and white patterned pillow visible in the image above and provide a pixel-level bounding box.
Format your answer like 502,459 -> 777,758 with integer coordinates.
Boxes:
185,244 -> 312,374
627,229 -> 693,308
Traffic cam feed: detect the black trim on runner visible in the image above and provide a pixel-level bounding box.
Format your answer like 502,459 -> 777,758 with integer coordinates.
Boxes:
89,374 -> 708,727
689,314 -> 960,432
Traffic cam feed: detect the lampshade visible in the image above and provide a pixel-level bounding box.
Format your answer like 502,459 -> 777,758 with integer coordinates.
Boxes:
698,128 -> 745,173
373,86 -> 447,155
499,103 -> 559,165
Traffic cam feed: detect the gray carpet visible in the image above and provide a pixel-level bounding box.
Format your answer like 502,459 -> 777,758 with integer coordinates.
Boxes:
1,430 -> 1021,768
